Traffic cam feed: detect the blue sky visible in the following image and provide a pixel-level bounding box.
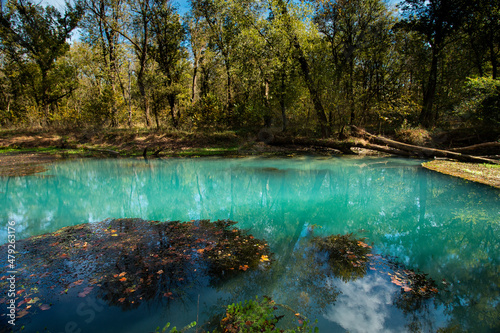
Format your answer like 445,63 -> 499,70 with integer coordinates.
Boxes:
42,0 -> 191,15
42,0 -> 400,14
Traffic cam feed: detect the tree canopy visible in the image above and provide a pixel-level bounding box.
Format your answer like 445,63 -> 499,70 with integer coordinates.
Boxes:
0,0 -> 498,134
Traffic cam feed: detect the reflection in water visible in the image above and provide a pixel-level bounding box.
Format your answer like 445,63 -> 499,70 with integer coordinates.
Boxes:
0,157 -> 498,332
324,274 -> 400,333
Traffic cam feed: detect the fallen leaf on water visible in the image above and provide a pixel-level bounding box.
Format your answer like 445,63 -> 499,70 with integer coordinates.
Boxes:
197,249 -> 205,254
118,272 -> 127,277
27,297 -> 40,304
119,277 -> 127,282
78,287 -> 94,298
260,255 -> 270,262
17,309 -> 29,318
239,265 -> 249,271
157,270 -> 164,274
39,304 -> 51,311
118,298 -> 125,303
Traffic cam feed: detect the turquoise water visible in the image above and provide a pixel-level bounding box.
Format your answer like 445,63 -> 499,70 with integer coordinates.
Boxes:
1,156 -> 499,332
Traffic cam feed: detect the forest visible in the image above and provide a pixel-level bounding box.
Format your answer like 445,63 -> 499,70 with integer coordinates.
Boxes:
0,0 -> 499,138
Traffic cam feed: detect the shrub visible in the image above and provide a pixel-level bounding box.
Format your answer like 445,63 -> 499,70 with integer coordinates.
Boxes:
455,77 -> 500,127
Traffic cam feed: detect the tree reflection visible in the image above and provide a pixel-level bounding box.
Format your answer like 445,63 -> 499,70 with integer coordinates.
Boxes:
0,157 -> 498,331
0,218 -> 272,324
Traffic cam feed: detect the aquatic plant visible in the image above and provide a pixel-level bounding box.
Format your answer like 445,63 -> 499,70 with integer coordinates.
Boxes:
215,296 -> 318,333
311,233 -> 372,282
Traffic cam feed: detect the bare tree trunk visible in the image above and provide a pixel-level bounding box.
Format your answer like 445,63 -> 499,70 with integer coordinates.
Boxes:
490,39 -> 498,79
168,94 -> 178,128
420,47 -> 439,127
224,59 -> 233,124
137,63 -> 150,127
280,72 -> 287,132
292,37 -> 329,136
352,126 -> 500,164
192,54 -> 199,104
264,79 -> 272,127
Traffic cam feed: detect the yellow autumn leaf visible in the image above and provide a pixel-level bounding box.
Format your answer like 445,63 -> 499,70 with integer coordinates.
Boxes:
260,255 -> 270,262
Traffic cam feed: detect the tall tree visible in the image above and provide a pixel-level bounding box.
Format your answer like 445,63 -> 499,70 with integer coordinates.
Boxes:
82,0 -> 127,126
0,0 -> 82,125
312,0 -> 391,127
464,0 -> 500,79
191,0 -> 246,125
149,0 -> 186,128
399,0 -> 467,127
273,0 -> 329,136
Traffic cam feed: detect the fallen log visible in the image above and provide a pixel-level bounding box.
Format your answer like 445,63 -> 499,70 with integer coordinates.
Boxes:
269,136 -> 356,155
450,142 -> 500,155
352,141 -> 413,157
83,147 -> 120,157
351,126 -> 500,164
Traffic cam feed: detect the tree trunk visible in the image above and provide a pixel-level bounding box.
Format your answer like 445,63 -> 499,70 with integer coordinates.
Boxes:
352,126 -> 500,164
137,67 -> 150,127
267,127 -> 500,164
280,73 -> 287,132
192,53 -> 199,104
224,60 -> 233,124
419,47 -> 439,128
264,79 -> 272,127
490,39 -> 498,79
168,94 -> 178,128
292,37 -> 329,136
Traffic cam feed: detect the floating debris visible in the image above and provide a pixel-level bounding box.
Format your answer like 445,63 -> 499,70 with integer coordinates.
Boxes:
0,219 -> 272,322
311,233 -> 439,302
312,233 -> 372,282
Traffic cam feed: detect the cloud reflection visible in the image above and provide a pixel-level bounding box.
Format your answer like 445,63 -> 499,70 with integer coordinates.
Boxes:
324,274 -> 403,333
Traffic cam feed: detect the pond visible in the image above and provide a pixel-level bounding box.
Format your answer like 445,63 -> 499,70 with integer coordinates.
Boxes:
0,156 -> 499,332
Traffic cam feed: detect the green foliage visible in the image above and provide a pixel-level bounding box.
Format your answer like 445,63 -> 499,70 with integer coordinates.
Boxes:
155,321 -> 197,333
188,93 -> 226,128
455,77 -> 500,127
0,0 -> 498,132
214,296 -> 318,333
0,0 -> 83,124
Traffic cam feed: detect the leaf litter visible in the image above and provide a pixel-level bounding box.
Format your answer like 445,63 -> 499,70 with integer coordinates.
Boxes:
0,218 -> 272,322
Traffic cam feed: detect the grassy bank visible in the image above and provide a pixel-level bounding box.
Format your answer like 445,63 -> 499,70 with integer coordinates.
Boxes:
422,160 -> 500,189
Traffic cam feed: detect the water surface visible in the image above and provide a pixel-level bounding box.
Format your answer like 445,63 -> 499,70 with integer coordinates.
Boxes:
1,157 -> 498,332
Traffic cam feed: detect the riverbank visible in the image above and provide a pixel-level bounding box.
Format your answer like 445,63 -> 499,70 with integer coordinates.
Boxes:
422,160 -> 500,189
1,128 -> 500,189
